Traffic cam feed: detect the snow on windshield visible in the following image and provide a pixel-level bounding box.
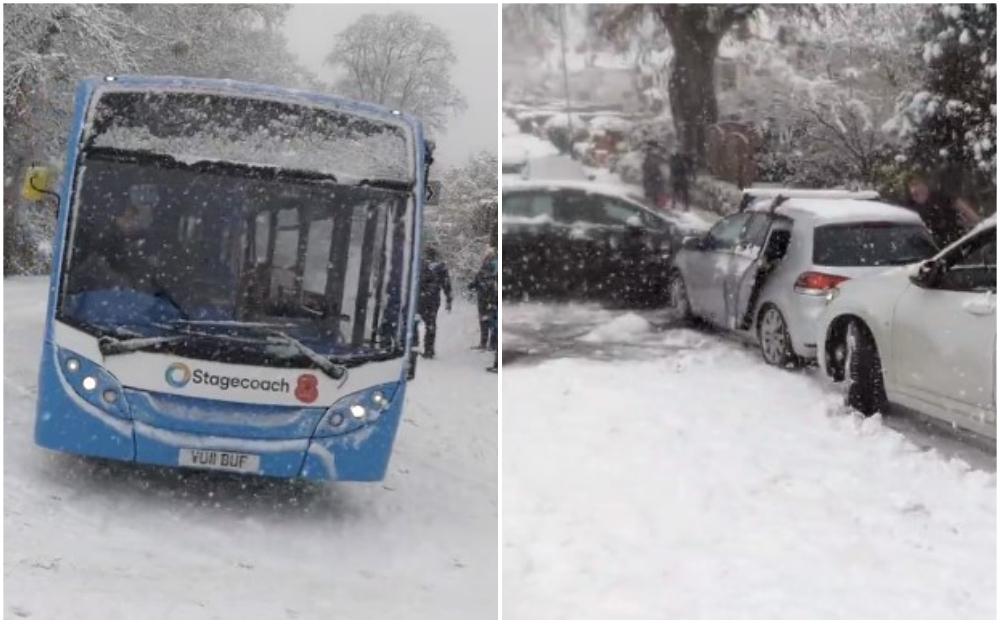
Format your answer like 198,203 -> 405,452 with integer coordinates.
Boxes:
87,89 -> 412,183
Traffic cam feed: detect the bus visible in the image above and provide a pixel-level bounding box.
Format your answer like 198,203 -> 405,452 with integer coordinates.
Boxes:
28,75 -> 432,481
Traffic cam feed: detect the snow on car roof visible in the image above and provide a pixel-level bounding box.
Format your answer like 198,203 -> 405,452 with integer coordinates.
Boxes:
503,178 -> 648,203
742,188 -> 880,201
747,197 -> 924,225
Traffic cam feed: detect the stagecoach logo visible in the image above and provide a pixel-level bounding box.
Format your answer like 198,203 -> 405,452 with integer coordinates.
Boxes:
161,362 -> 316,403
165,363 -> 192,388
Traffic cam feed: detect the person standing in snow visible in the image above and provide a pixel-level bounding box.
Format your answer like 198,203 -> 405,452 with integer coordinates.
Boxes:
905,173 -> 981,248
468,248 -> 497,351
641,141 -> 666,207
669,151 -> 695,211
485,250 -> 498,373
416,245 -> 452,359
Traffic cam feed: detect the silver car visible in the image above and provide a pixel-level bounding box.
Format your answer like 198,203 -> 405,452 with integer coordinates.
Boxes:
666,189 -> 938,366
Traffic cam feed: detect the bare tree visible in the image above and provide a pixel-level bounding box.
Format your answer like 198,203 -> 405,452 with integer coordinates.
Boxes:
325,12 -> 467,133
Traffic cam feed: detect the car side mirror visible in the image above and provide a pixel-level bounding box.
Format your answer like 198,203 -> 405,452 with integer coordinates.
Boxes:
763,230 -> 791,262
910,260 -> 942,289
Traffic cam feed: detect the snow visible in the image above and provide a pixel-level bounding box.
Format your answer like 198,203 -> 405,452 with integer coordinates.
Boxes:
579,313 -> 651,343
503,304 -> 995,619
501,133 -> 559,166
4,277 -> 497,618
91,122 -> 410,184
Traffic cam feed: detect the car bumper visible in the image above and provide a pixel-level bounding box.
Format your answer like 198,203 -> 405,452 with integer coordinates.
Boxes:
779,293 -> 831,360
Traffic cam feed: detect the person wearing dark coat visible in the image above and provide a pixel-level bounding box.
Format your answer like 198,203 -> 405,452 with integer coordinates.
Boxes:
485,253 -> 498,373
669,151 -> 695,211
906,174 -> 981,248
641,142 -> 666,207
416,246 -> 452,358
468,249 -> 497,350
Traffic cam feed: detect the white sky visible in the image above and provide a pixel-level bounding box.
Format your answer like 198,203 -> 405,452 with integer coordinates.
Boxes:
283,4 -> 498,169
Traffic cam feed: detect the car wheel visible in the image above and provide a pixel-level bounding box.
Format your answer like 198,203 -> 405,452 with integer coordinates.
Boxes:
667,270 -> 692,320
757,305 -> 799,368
844,320 -> 888,416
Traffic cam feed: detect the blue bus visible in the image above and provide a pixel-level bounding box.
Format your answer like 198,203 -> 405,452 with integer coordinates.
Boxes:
30,76 -> 431,481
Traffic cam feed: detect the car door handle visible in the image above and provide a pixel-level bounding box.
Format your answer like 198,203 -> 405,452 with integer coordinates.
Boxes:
963,297 -> 996,316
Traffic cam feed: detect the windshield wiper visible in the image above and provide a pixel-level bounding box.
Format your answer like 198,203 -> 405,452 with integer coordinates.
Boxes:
99,334 -> 185,356
266,331 -> 349,381
166,322 -> 349,381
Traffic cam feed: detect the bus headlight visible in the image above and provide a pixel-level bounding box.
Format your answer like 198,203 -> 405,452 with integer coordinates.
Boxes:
315,383 -> 399,437
57,348 -> 129,419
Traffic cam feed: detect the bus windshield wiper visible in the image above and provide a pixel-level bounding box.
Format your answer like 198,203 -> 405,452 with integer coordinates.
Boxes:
165,321 -> 349,381
99,334 -> 184,356
265,331 -> 349,382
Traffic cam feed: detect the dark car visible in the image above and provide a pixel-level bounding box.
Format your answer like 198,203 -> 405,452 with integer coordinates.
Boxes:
502,180 -> 686,307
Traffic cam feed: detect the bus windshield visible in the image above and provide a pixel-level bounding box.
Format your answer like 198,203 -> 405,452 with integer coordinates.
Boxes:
57,88 -> 416,368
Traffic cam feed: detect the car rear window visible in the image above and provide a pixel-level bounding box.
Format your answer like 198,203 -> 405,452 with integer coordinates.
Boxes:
813,222 -> 937,266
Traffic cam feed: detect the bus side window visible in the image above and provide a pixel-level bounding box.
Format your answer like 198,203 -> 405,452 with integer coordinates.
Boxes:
303,218 -> 334,295
273,209 -> 299,269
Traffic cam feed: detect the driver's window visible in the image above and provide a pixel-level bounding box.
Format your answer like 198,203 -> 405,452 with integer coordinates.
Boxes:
707,213 -> 751,251
937,228 -> 996,292
599,197 -> 643,227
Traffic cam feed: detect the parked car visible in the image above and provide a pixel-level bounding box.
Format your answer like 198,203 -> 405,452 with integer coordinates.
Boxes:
502,180 -> 693,306
817,215 -> 996,439
666,189 -> 939,366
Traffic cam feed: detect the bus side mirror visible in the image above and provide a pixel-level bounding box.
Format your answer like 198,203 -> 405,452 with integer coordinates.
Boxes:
21,165 -> 60,204
426,180 -> 441,206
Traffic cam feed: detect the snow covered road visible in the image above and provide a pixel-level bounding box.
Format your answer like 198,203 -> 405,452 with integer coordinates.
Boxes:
502,303 -> 995,618
4,277 -> 497,619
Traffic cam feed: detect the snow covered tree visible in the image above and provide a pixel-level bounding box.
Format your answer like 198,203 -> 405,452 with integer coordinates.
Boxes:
423,151 -> 497,287
3,4 -> 316,275
324,12 -> 467,133
886,3 -> 996,208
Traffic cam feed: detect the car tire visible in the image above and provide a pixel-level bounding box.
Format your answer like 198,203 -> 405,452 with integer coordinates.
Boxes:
666,270 -> 692,320
757,304 -> 800,368
844,320 -> 888,416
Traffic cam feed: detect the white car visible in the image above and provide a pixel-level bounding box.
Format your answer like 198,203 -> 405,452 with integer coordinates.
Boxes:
667,189 -> 939,366
817,215 -> 996,439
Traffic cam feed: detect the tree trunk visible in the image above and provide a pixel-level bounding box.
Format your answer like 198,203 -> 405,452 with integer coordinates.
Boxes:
667,42 -> 719,165
656,5 -> 753,166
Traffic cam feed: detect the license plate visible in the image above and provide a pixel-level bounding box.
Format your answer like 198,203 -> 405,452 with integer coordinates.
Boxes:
178,448 -> 260,474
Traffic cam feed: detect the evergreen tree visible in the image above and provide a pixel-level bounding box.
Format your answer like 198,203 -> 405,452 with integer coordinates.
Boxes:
889,4 -> 996,208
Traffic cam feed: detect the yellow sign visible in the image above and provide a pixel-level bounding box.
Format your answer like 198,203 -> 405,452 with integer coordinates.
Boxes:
21,166 -> 56,202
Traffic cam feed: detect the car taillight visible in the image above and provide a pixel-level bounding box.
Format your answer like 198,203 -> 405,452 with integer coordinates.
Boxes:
794,271 -> 849,295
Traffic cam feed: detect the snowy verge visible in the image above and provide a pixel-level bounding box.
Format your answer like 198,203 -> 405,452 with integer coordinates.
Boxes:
503,309 -> 995,619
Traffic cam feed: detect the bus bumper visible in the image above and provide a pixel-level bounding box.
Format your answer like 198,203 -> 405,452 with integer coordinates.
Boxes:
35,345 -> 405,482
